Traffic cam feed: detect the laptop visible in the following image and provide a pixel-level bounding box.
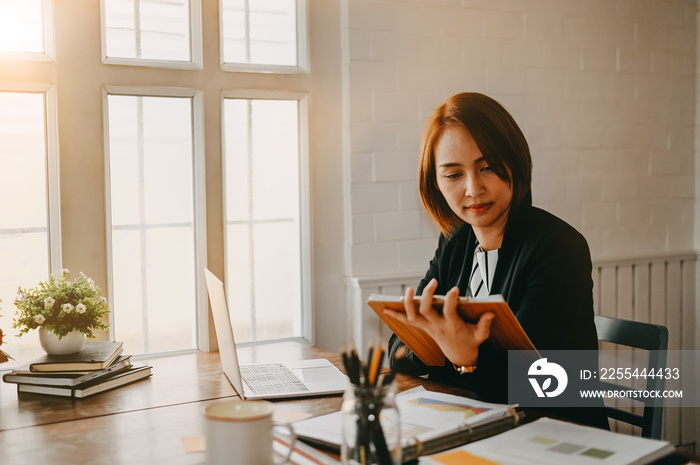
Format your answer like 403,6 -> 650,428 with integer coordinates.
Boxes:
204,269 -> 348,400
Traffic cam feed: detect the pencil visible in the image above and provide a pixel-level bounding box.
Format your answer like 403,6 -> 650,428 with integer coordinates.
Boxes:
368,347 -> 383,386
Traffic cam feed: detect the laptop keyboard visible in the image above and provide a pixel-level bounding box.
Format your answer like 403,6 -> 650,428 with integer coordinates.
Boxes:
240,363 -> 311,395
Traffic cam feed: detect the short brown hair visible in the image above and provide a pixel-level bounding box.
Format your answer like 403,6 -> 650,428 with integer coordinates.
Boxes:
418,93 -> 532,236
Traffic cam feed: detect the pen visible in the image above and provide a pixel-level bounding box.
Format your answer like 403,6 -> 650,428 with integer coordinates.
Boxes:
364,343 -> 374,387
341,342 -> 397,464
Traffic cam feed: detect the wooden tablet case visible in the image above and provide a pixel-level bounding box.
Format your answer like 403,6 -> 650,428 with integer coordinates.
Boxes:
368,294 -> 539,366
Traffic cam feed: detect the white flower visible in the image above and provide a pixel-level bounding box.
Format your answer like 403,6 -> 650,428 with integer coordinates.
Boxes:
35,314 -> 45,325
61,268 -> 70,275
87,278 -> 96,290
62,303 -> 74,313
76,303 -> 87,314
100,296 -> 108,305
44,297 -> 55,308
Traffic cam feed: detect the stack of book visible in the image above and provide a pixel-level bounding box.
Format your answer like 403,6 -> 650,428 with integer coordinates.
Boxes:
2,341 -> 153,399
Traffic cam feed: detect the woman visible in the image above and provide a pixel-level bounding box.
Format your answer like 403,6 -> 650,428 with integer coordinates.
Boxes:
386,92 -> 608,429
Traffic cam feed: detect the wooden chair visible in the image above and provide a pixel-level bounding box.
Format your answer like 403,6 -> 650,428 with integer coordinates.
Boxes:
594,315 -> 669,439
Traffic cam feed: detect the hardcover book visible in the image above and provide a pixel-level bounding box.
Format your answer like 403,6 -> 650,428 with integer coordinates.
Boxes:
3,355 -> 132,387
368,294 -> 538,366
17,365 -> 153,399
28,341 -> 124,372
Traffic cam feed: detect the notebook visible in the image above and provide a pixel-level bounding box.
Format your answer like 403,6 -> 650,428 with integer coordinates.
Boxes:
204,269 -> 348,400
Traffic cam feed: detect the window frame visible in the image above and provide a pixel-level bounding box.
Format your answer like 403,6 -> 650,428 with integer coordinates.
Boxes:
0,81 -> 62,273
99,0 -> 204,70
102,85 -> 209,351
0,0 -> 55,61
0,81 -> 62,369
220,89 -> 312,345
218,0 -> 309,75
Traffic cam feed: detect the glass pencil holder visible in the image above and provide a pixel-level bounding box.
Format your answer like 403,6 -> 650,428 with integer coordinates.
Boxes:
340,381 -> 401,465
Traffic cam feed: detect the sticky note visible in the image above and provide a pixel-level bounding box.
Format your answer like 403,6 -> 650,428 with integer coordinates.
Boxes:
273,409 -> 313,424
181,435 -> 206,453
430,450 -> 500,465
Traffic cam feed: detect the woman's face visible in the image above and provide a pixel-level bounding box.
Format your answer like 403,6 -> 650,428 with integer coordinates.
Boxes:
434,125 -> 513,247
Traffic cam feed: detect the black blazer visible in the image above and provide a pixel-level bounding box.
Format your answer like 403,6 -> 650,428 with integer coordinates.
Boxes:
388,206 -> 609,429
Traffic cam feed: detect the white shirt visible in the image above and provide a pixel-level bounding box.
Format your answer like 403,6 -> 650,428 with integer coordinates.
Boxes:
469,244 -> 499,297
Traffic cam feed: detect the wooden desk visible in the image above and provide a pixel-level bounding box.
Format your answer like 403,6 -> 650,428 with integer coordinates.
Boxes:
1,342 -> 695,465
0,342 -> 475,465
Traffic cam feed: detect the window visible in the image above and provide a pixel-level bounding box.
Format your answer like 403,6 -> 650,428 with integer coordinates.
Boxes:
222,95 -> 309,343
0,86 -> 61,365
105,91 -> 206,354
220,0 -> 306,72
102,0 -> 202,68
0,0 -> 53,58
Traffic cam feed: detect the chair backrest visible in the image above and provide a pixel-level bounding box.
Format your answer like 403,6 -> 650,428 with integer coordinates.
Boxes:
594,315 -> 669,439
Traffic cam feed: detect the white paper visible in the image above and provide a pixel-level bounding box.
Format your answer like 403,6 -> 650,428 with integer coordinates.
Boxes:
293,386 -> 516,447
419,418 -> 675,465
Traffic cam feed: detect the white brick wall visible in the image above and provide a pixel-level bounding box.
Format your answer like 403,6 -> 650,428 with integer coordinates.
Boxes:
342,0 -> 697,277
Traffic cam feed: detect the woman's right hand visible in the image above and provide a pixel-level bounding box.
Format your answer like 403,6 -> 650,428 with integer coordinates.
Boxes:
384,278 -> 494,367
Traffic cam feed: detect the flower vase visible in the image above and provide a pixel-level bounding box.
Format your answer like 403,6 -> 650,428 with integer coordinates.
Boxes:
38,328 -> 86,355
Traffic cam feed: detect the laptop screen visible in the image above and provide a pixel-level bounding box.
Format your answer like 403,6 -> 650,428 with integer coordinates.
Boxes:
204,269 -> 246,399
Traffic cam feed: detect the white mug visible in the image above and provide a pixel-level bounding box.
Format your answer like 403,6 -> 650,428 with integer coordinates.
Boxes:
204,400 -> 296,465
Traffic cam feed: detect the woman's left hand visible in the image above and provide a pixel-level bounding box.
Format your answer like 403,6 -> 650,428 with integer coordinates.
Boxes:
384,278 -> 494,367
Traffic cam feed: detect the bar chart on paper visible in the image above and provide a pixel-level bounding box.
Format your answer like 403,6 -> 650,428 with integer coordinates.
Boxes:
407,398 -> 490,419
